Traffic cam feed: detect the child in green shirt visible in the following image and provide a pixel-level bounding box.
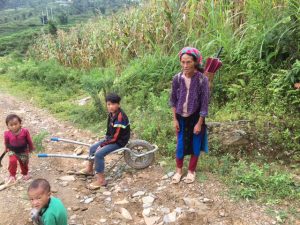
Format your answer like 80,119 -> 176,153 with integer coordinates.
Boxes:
28,178 -> 68,225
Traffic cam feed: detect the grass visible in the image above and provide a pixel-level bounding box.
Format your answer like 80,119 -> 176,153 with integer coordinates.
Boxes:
32,130 -> 49,153
0,74 -> 104,134
0,1 -> 299,221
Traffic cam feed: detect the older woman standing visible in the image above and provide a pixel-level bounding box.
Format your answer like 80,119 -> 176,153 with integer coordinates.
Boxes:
170,47 -> 209,184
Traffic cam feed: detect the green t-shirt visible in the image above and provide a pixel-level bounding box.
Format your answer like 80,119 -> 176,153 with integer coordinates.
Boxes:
41,197 -> 68,225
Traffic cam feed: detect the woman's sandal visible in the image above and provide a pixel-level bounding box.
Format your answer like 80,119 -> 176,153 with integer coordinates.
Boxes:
75,169 -> 94,176
171,173 -> 183,184
183,172 -> 196,184
88,181 -> 108,190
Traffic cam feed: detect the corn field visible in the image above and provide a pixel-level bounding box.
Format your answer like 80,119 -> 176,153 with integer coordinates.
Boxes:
30,0 -> 299,69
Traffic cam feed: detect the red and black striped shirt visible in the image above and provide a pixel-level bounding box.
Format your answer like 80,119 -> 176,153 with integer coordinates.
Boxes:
101,108 -> 130,147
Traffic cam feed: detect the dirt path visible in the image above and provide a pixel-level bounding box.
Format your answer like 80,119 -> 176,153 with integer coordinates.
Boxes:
0,91 -> 282,225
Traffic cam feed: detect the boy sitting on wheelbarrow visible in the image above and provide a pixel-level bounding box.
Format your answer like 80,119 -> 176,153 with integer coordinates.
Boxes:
78,93 -> 130,189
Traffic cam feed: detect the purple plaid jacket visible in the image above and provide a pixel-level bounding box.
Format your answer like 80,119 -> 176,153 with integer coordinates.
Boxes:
170,71 -> 209,117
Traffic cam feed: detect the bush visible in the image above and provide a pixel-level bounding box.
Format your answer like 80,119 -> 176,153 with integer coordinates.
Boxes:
230,162 -> 299,202
12,60 -> 81,90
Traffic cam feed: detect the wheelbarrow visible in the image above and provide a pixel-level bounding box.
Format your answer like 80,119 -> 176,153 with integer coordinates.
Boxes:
38,137 -> 158,169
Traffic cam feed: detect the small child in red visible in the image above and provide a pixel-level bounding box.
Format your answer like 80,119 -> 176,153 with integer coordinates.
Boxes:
4,114 -> 34,184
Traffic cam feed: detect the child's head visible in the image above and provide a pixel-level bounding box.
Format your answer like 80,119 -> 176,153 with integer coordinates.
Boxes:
28,179 -> 51,210
6,114 -> 22,133
105,93 -> 121,113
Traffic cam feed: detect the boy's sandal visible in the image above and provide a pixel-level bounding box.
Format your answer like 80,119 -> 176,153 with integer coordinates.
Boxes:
88,181 -> 108,190
171,173 -> 182,184
75,169 -> 94,176
183,172 -> 196,184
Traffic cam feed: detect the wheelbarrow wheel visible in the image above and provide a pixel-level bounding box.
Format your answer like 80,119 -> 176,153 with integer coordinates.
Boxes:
124,140 -> 155,169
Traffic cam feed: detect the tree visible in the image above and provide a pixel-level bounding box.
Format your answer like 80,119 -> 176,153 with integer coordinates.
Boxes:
81,68 -> 116,117
58,13 -> 68,25
48,21 -> 57,35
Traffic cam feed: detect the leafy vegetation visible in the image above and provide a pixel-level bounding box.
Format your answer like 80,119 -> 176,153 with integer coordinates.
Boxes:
0,0 -> 299,211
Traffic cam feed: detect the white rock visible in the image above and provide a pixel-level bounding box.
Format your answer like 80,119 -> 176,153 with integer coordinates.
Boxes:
143,208 -> 152,217
202,197 -> 213,203
77,96 -> 91,106
142,196 -> 155,206
132,191 -> 145,197
59,176 -> 75,182
161,171 -> 175,180
143,216 -> 160,225
163,211 -> 176,223
160,207 -> 170,214
84,198 -> 94,204
70,215 -> 77,220
143,203 -> 153,208
105,197 -> 112,202
175,207 -> 182,214
115,198 -> 129,205
74,147 -> 84,155
60,181 -> 69,187
100,218 -> 107,223
156,186 -> 167,191
184,197 -> 208,210
103,191 -> 111,196
219,209 -> 226,217
120,208 -> 133,220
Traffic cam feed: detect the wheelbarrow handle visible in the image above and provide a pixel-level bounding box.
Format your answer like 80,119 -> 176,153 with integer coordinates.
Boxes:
50,137 -> 91,147
38,153 -> 94,160
51,137 -> 60,142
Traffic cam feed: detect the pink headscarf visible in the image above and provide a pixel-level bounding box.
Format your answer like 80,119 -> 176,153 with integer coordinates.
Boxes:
179,47 -> 203,65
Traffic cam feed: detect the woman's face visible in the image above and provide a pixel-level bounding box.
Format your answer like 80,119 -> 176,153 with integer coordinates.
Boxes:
180,54 -> 196,75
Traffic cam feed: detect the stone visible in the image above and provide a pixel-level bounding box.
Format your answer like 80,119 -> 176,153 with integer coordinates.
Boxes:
156,186 -> 167,191
72,206 -> 80,211
70,215 -> 77,220
51,188 -> 58,193
160,207 -> 170,214
223,130 -> 249,146
115,198 -> 129,205
163,211 -> 176,223
219,209 -> 226,217
78,96 -> 91,106
103,191 -> 111,196
84,197 -> 94,204
206,122 -> 221,127
144,216 -> 160,225
120,208 -> 133,220
60,181 -> 69,187
17,187 -> 24,191
158,161 -> 167,166
100,219 -> 107,223
132,191 -> 145,197
143,203 -> 153,208
105,197 -> 112,202
143,208 -> 152,217
81,207 -> 88,211
59,176 -> 75,182
66,170 -> 75,175
183,197 -> 208,210
202,198 -> 213,203
175,207 -> 182,214
142,196 -> 155,207
161,172 -> 175,180
74,147 -> 84,155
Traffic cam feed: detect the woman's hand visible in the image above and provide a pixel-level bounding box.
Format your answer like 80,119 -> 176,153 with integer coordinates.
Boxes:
193,121 -> 202,135
173,119 -> 180,132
